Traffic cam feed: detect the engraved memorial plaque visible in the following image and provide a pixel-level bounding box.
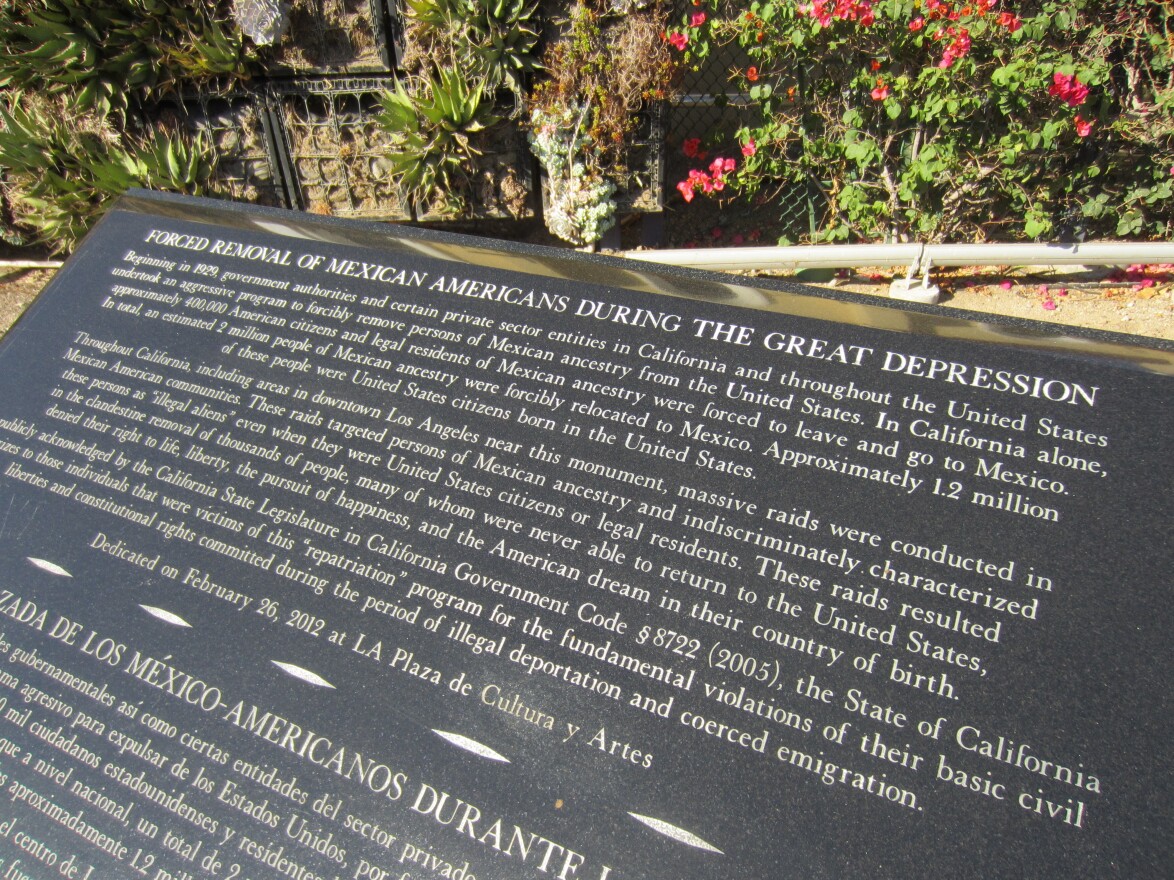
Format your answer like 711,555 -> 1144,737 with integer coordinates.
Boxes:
0,192 -> 1168,879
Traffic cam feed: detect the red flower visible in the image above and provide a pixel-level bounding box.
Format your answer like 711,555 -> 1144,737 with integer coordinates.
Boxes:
870,59 -> 881,71
667,31 -> 688,51
871,78 -> 889,101
682,137 -> 702,158
746,66 -> 759,82
1074,115 -> 1093,137
997,11 -> 1022,32
1049,72 -> 1089,107
909,16 -> 925,31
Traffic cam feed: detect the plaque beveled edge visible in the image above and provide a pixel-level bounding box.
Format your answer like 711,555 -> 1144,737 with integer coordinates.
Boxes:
86,190 -> 1174,375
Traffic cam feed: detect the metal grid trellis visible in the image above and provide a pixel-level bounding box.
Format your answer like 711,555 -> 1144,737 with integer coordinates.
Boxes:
616,102 -> 668,212
260,0 -> 398,75
147,90 -> 291,210
270,77 -> 413,220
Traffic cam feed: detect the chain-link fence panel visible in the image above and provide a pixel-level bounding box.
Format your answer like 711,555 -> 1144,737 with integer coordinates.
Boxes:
666,1 -> 823,244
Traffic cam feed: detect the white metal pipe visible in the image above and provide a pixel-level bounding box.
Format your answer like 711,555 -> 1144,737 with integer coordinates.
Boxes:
621,241 -> 1174,272
0,260 -> 63,269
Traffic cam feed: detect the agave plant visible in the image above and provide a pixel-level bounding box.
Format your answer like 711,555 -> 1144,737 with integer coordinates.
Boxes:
378,71 -> 501,215
404,0 -> 540,97
0,95 -> 213,252
0,0 -> 247,120
465,0 -> 541,96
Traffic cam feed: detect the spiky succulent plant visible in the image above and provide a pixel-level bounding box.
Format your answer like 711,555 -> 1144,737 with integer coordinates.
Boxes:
0,95 -> 213,252
404,0 -> 540,97
378,71 -> 501,214
0,0 -> 247,119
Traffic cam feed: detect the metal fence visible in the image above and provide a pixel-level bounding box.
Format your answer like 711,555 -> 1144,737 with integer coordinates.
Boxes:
666,1 -> 823,244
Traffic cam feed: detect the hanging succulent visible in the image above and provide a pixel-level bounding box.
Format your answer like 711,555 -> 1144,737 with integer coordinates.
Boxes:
527,0 -> 675,243
530,102 -> 616,245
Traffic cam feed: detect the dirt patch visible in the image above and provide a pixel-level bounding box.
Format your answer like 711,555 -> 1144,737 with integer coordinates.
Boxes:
812,266 -> 1174,341
0,268 -> 54,338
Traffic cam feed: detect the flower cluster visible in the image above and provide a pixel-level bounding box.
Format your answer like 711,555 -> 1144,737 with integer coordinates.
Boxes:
935,26 -> 971,68
1048,72 -> 1092,137
667,4 -> 709,52
797,0 -> 876,28
997,10 -> 1022,32
676,155 -> 737,202
671,0 -> 1169,243
918,0 -> 1020,39
1048,72 -> 1089,107
923,0 -> 996,21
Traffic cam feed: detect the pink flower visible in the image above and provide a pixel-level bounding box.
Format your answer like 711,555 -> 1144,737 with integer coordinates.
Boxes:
682,137 -> 702,158
909,16 -> 925,31
676,180 -> 695,202
1049,72 -> 1089,107
798,0 -> 876,28
871,79 -> 889,101
710,156 -> 736,175
999,279 -> 1013,290
742,139 -> 757,157
689,11 -> 707,27
938,28 -> 971,68
1041,299 -> 1057,311
1056,288 -> 1068,296
732,233 -> 745,245
667,31 -> 688,51
711,227 -> 723,239
1074,115 -> 1092,137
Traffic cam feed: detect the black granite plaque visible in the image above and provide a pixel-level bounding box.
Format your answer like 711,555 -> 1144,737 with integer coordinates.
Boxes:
0,191 -> 1168,880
